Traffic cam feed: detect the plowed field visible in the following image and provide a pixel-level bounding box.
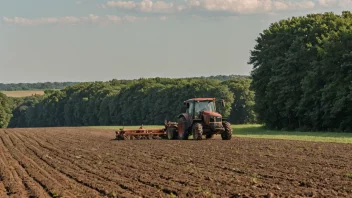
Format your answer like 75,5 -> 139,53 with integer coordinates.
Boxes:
0,128 -> 352,198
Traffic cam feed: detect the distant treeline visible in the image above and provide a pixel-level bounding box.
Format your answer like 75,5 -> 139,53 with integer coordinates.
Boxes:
0,82 -> 81,91
0,75 -> 249,91
3,77 -> 256,128
195,75 -> 250,81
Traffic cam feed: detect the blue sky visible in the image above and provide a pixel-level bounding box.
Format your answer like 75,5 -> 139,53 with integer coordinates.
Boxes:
0,0 -> 348,83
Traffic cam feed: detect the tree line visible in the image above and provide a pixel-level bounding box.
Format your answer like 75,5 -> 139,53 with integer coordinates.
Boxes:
3,77 -> 256,128
249,11 -> 352,132
0,75 -> 249,91
0,82 -> 80,91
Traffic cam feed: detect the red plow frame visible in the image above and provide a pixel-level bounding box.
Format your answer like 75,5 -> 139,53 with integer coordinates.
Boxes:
115,122 -> 178,140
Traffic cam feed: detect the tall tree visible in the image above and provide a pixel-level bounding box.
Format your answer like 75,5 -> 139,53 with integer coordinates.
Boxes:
249,11 -> 352,131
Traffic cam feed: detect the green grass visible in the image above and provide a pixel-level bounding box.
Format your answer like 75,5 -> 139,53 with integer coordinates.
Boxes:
233,124 -> 352,144
90,124 -> 352,144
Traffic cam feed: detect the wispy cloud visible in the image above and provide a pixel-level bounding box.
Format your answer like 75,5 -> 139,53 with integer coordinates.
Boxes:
318,0 -> 352,7
103,0 -> 349,14
3,0 -> 348,27
105,0 -> 185,13
2,14 -> 148,26
183,0 -> 315,14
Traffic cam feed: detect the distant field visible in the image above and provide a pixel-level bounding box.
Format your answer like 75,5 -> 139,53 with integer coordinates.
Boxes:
1,90 -> 45,97
90,124 -> 352,144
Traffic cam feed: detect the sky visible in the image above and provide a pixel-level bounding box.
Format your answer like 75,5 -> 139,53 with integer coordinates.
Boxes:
0,0 -> 349,83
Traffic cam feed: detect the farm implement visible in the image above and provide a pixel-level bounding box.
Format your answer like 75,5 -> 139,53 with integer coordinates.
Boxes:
115,98 -> 233,140
115,122 -> 176,140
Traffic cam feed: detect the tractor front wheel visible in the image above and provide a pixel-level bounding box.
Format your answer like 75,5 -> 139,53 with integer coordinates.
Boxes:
221,121 -> 232,140
192,123 -> 203,140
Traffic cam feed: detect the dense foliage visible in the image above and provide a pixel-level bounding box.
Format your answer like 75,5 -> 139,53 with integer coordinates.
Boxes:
0,75 -> 249,91
0,93 -> 13,128
0,82 -> 80,91
8,77 -> 256,128
249,11 -> 352,132
222,78 -> 256,124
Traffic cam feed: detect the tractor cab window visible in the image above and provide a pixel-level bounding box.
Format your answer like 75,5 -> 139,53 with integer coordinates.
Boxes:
187,102 -> 194,116
194,101 -> 215,116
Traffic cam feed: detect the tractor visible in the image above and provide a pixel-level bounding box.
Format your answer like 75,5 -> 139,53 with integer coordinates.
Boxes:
166,98 -> 232,140
115,98 -> 232,140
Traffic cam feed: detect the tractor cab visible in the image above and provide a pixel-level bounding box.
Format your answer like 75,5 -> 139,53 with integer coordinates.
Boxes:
184,98 -> 224,119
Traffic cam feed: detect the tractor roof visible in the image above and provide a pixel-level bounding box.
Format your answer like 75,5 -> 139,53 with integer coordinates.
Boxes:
184,98 -> 216,103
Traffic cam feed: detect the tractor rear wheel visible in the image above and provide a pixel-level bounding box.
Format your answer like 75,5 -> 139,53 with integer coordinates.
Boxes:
221,121 -> 232,140
177,117 -> 189,140
192,123 -> 203,140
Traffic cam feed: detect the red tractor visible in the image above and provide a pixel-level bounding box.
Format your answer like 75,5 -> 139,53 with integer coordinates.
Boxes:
166,98 -> 232,140
115,98 -> 232,140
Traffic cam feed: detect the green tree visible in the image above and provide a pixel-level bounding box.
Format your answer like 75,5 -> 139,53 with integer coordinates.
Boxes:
0,93 -> 13,128
222,78 -> 257,124
249,11 -> 352,132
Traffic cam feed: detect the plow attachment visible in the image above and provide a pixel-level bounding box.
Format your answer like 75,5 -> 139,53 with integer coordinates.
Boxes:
115,122 -> 178,140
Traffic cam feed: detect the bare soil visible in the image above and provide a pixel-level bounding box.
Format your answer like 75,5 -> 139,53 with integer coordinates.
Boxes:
1,90 -> 45,97
0,127 -> 352,198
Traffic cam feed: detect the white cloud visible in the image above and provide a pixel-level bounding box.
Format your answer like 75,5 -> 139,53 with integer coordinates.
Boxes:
273,1 -> 289,10
107,1 -> 137,9
336,0 -> 352,7
193,0 -> 270,13
274,1 -> 315,11
188,0 -> 316,14
105,0 -> 320,14
105,0 -> 177,13
295,1 -> 315,9
187,0 -> 201,7
106,15 -> 123,23
2,15 -> 148,26
318,0 -> 336,6
318,0 -> 352,7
